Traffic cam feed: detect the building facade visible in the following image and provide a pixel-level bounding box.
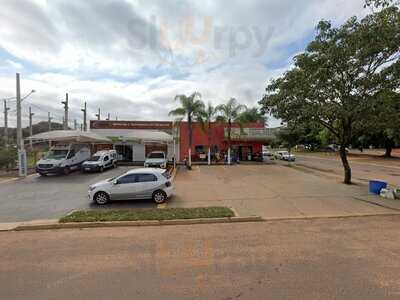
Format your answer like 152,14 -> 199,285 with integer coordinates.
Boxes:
178,121 -> 273,161
89,120 -> 275,163
90,120 -> 177,163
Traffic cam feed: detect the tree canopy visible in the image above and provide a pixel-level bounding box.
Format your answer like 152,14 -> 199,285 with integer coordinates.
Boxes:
260,7 -> 400,184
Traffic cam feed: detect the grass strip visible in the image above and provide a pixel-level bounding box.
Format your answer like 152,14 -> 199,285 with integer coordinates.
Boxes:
60,207 -> 235,223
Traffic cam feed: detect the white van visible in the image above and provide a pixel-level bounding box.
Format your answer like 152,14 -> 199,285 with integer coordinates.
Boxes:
82,150 -> 117,173
36,144 -> 91,176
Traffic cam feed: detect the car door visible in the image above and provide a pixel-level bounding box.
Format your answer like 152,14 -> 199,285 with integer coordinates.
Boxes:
103,155 -> 110,168
110,174 -> 138,200
134,173 -> 159,199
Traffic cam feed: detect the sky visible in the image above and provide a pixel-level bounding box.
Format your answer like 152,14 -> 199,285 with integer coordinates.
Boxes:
0,0 -> 368,128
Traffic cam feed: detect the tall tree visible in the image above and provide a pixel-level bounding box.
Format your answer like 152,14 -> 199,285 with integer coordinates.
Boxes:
198,102 -> 218,165
236,107 -> 267,124
260,7 -> 400,184
365,0 -> 399,8
169,92 -> 204,168
216,98 -> 246,164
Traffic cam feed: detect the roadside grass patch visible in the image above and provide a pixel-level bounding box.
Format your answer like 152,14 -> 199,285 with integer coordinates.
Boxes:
60,207 -> 235,223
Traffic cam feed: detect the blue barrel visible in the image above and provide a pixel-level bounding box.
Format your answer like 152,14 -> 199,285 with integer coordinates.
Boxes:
369,180 -> 387,195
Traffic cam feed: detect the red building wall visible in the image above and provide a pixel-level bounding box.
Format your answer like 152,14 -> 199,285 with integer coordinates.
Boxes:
179,122 -> 265,161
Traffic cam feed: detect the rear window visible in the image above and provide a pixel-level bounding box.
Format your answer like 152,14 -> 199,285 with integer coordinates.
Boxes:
148,152 -> 164,159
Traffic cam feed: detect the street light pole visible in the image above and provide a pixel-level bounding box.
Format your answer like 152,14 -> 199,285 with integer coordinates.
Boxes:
96,108 -> 100,120
81,102 -> 87,131
29,107 -> 34,149
62,93 -> 69,130
16,73 -> 27,177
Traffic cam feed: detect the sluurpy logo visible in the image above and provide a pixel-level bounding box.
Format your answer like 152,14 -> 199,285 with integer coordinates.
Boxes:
128,14 -> 274,67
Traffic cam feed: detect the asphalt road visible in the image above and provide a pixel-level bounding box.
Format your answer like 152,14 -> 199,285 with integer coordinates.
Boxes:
0,166 -> 156,223
1,215 -> 400,300
293,154 -> 400,185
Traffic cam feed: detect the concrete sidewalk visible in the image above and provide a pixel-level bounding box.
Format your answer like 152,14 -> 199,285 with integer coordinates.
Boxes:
171,165 -> 400,219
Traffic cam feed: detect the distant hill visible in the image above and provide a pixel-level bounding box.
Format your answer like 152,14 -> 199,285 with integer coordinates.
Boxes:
1,121 -> 64,145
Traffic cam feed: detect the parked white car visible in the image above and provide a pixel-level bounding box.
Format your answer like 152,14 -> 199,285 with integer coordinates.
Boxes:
36,144 -> 91,176
275,151 -> 296,161
88,168 -> 174,205
262,150 -> 274,161
144,151 -> 167,169
82,150 -> 117,173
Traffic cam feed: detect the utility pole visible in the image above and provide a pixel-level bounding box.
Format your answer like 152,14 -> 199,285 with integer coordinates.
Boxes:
81,102 -> 87,131
48,112 -> 52,148
62,93 -> 69,130
3,100 -> 10,148
96,108 -> 101,120
16,73 -> 27,177
107,113 -> 110,120
48,112 -> 52,131
29,107 -> 34,149
74,119 -> 78,130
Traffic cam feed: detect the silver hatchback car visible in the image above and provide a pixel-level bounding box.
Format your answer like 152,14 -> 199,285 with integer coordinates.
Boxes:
88,168 -> 174,205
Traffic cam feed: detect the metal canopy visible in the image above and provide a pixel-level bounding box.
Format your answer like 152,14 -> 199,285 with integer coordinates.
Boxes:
28,130 -> 111,143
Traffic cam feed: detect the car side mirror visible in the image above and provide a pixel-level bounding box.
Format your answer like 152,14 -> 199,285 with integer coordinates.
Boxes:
113,179 -> 119,185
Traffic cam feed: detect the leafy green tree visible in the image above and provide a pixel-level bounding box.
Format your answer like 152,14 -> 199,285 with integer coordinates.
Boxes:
365,0 -> 399,8
216,98 -> 246,164
236,107 -> 266,124
260,7 -> 400,184
198,102 -> 218,165
276,123 -> 302,154
169,92 -> 204,167
361,91 -> 400,156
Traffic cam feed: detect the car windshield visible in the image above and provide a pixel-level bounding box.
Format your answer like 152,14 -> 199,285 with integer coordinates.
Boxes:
45,150 -> 69,159
87,156 -> 101,161
148,153 -> 164,159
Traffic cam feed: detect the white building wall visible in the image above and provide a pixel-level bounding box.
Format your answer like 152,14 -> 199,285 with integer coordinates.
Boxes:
132,143 -> 146,161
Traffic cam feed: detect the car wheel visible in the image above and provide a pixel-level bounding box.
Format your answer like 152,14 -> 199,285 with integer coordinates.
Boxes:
100,166 -> 104,172
152,190 -> 167,204
94,191 -> 109,205
63,166 -> 70,175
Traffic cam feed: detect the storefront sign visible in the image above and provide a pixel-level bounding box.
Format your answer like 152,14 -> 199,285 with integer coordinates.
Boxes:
90,120 -> 173,130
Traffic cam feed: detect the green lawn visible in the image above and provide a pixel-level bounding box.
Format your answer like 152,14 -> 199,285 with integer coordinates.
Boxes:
60,207 -> 235,223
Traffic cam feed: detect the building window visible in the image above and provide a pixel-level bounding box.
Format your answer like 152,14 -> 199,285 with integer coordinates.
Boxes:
195,145 -> 206,154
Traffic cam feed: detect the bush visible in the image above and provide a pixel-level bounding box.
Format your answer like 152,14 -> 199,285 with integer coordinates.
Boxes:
0,148 -> 17,171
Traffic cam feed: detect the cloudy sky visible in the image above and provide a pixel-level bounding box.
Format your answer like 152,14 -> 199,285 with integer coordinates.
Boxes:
0,0 -> 368,128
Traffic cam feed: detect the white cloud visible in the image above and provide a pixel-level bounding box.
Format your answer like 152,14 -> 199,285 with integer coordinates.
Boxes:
0,0 -> 367,128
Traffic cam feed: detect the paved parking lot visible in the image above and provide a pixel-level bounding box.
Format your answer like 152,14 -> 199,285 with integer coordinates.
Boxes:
0,166 -> 156,223
171,164 -> 397,218
0,162 -> 398,223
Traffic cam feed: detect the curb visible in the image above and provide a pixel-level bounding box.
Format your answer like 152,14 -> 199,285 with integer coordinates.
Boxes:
262,212 -> 400,222
10,216 -> 264,231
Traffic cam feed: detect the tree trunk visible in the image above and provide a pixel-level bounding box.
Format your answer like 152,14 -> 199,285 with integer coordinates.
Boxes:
188,113 -> 192,168
227,119 -> 232,165
384,139 -> 393,158
339,145 -> 351,184
208,123 -> 211,165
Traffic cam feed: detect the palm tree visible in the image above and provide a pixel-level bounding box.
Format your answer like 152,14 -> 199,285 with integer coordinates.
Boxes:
198,102 -> 217,165
169,92 -> 204,168
236,107 -> 267,124
216,98 -> 246,165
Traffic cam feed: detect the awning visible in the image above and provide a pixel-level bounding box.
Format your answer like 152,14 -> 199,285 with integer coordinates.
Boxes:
28,130 -> 112,143
90,129 -> 173,143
